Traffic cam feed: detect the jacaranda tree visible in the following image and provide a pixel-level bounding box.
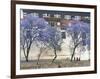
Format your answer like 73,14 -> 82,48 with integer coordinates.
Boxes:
45,26 -> 62,63
65,21 -> 90,61
20,13 -> 35,62
35,25 -> 62,64
20,13 -> 50,62
33,21 -> 52,65
20,13 -> 62,64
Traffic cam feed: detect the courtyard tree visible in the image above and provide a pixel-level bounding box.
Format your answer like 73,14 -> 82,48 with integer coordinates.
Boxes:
65,21 -> 90,61
35,26 -> 62,64
20,13 -> 35,62
20,13 -> 49,62
46,27 -> 62,63
33,20 -> 52,65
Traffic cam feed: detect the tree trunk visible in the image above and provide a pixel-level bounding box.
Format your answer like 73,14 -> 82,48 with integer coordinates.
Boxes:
26,48 -> 29,62
71,48 -> 76,61
23,46 -> 27,62
25,42 -> 32,62
26,56 -> 29,62
70,42 -> 80,61
52,49 -> 57,63
37,48 -> 43,65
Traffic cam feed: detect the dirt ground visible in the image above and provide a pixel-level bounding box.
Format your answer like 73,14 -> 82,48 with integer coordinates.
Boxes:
20,59 -> 90,69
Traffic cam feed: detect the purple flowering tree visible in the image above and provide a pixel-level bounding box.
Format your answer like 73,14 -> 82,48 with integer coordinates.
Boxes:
66,21 -> 90,61
20,13 -> 62,64
20,13 -> 35,62
45,27 -> 62,63
20,13 -> 49,62
35,25 -> 62,65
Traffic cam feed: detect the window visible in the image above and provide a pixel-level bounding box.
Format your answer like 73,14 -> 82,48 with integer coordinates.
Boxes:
64,15 -> 71,20
32,13 -> 39,17
54,14 -> 61,18
23,12 -> 27,18
43,13 -> 50,18
74,16 -> 81,21
83,16 -> 90,20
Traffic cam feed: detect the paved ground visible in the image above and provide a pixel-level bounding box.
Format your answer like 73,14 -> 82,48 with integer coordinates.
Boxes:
20,59 -> 90,69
